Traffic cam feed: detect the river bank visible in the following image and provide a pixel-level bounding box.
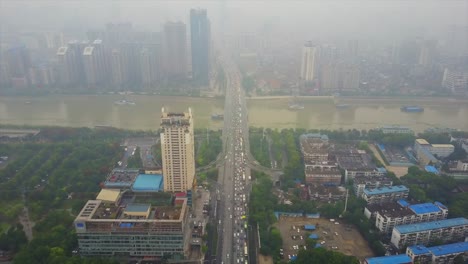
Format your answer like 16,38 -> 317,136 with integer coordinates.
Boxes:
0,94 -> 467,132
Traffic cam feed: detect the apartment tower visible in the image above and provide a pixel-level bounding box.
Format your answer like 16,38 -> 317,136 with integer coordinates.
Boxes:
160,108 -> 195,193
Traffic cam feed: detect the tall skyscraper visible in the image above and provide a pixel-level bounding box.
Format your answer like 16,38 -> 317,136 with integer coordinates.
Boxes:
190,8 -> 211,86
5,45 -> 31,79
110,49 -> 123,89
56,46 -> 74,86
67,40 -> 88,86
300,41 -> 318,81
83,46 -> 98,88
160,108 -> 195,193
163,22 -> 187,79
140,44 -> 162,89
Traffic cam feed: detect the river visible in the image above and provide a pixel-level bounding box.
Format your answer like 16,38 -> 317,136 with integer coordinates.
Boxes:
0,95 -> 467,132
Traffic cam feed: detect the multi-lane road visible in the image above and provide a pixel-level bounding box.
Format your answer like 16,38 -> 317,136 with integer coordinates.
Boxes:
215,57 -> 252,264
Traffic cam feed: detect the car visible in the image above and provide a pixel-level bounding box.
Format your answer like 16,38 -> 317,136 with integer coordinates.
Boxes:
335,232 -> 338,236
320,241 -> 326,245
335,222 -> 340,225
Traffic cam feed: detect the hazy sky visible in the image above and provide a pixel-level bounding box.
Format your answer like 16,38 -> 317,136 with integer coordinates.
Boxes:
1,0 -> 466,41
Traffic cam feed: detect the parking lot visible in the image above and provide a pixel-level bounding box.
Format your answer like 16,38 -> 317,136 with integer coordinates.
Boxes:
275,216 -> 373,261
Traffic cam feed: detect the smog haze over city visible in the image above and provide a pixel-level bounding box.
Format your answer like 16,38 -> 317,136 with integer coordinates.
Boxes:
0,1 -> 468,264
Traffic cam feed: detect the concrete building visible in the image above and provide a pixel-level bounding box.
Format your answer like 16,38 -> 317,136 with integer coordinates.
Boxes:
335,149 -> 384,182
140,44 -> 162,89
110,49 -> 124,88
83,46 -> 98,88
56,46 -> 74,85
379,125 -> 414,134
353,175 -> 393,198
299,133 -> 329,163
163,21 -> 187,79
390,217 -> 468,249
414,139 -> 453,163
300,41 -> 318,81
190,9 -> 211,86
305,165 -> 341,185
365,254 -> 412,264
363,185 -> 409,204
5,45 -> 31,80
74,172 -> 189,259
160,108 -> 195,194
374,200 -> 448,234
407,242 -> 468,264
456,160 -> 468,171
442,68 -> 468,93
430,144 -> 455,158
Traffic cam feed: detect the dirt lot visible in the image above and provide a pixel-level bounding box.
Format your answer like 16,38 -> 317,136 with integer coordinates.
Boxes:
275,216 -> 373,261
258,255 -> 273,264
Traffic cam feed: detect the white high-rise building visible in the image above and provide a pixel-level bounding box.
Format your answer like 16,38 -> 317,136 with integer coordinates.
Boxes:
160,108 -> 195,193
300,41 -> 318,81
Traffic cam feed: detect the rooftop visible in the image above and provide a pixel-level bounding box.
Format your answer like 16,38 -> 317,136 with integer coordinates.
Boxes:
57,46 -> 68,55
77,199 -> 185,222
336,152 -> 376,171
395,217 -> 468,234
364,185 -> 409,196
428,241 -> 468,256
416,139 -> 430,145
132,174 -> 163,192
375,202 -> 414,218
425,165 -> 439,174
407,245 -> 431,255
409,202 -> 443,215
354,175 -> 392,185
365,254 -> 412,264
83,46 -> 94,55
104,169 -> 139,188
96,189 -> 121,203
431,144 -> 455,148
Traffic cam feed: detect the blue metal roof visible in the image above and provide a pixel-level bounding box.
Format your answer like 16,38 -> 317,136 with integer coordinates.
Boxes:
407,245 -> 431,255
364,185 -> 409,195
428,241 -> 468,256
132,174 -> 163,192
425,165 -> 439,174
409,203 -> 441,215
397,199 -> 410,207
434,201 -> 447,210
394,218 -> 468,234
308,234 -> 319,239
377,167 -> 387,173
304,225 -> 316,230
365,254 -> 411,264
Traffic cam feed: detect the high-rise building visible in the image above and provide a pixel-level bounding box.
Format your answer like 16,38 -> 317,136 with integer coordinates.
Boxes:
56,46 -> 74,86
160,108 -> 195,193
120,42 -> 141,88
442,68 -> 468,93
110,49 -> 123,89
140,44 -> 162,89
190,8 -> 211,86
300,41 -> 318,81
83,46 -> 98,88
92,39 -> 110,87
67,40 -> 88,86
163,22 -> 187,79
5,45 -> 31,79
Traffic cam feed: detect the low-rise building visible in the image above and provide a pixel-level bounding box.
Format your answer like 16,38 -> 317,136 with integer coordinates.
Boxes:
300,133 -> 330,163
308,185 -> 346,202
390,217 -> 468,250
430,144 -> 455,158
379,125 -> 414,135
365,254 -> 412,264
407,241 -> 468,264
456,160 -> 468,171
335,150 -> 383,182
353,175 -> 393,198
363,185 -> 409,204
305,164 -> 342,185
374,200 -> 448,234
74,170 -> 190,259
